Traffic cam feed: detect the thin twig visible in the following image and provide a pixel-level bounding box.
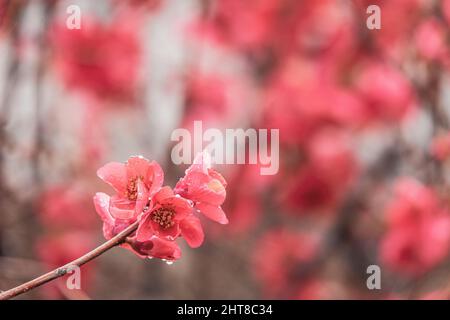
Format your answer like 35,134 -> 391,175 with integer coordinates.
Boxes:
0,221 -> 139,300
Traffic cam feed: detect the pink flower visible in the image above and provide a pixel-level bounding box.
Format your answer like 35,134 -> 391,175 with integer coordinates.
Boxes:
137,187 -> 204,248
94,191 -> 186,260
97,156 -> 164,220
93,154 -> 227,261
380,179 -> 450,277
175,152 -> 228,224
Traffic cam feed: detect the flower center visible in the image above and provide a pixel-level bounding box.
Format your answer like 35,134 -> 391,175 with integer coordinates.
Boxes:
125,177 -> 139,201
207,179 -> 224,193
151,206 -> 176,229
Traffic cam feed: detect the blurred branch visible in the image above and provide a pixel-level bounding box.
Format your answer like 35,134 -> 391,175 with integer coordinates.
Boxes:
0,220 -> 139,300
0,256 -> 91,300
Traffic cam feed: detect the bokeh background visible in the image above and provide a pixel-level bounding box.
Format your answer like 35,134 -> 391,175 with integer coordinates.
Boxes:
1,0 -> 450,299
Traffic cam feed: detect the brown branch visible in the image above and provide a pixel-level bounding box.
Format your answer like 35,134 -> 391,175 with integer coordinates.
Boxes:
0,220 -> 139,300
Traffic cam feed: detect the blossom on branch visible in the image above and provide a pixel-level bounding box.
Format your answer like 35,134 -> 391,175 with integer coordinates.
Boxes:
93,152 -> 227,261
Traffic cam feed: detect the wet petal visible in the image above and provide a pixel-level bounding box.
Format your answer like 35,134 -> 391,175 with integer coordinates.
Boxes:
149,237 -> 181,261
136,213 -> 154,242
97,162 -> 127,194
109,195 -> 136,220
135,178 -> 149,216
93,193 -> 115,239
148,160 -> 164,196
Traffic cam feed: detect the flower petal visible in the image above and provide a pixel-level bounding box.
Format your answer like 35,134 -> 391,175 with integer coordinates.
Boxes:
93,192 -> 115,239
97,162 -> 127,194
125,236 -> 181,261
136,213 -> 154,242
178,171 -> 226,205
109,195 -> 136,220
150,237 -> 181,261
163,196 -> 193,221
180,215 -> 204,248
186,151 -> 212,175
135,178 -> 149,216
126,156 -> 152,178
148,160 -> 164,196
208,168 -> 227,188
195,202 -> 228,224
153,186 -> 174,204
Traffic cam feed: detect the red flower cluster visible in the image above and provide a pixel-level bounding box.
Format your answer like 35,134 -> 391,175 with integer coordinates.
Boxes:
50,14 -> 142,102
93,152 -> 228,262
380,179 -> 450,277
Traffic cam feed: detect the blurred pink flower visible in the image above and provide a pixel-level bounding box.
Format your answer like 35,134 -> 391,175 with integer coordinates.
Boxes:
36,231 -> 96,298
444,0 -> 450,26
38,185 -> 97,230
180,72 -> 249,130
50,14 -> 142,102
175,152 -> 228,224
415,18 -> 447,61
253,229 -> 319,298
264,60 -> 367,146
430,133 -> 450,161
196,0 -> 354,59
196,0 -> 279,52
355,0 -> 425,60
380,179 -> 450,277
355,62 -> 416,123
281,131 -> 357,213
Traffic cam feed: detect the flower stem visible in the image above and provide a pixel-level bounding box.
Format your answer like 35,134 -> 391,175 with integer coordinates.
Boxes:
0,220 -> 139,300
